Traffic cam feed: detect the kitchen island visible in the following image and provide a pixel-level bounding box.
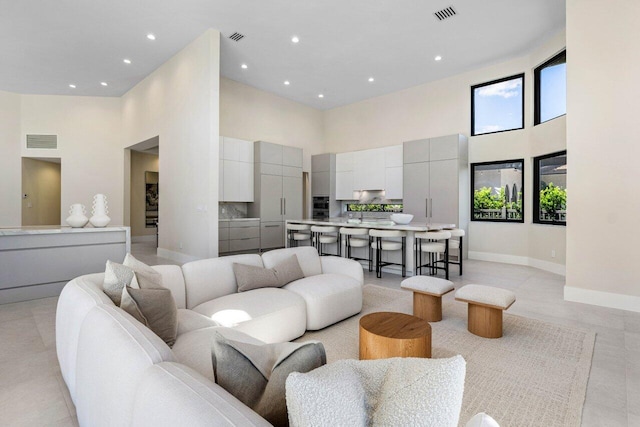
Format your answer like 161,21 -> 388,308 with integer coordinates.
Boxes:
286,219 -> 457,276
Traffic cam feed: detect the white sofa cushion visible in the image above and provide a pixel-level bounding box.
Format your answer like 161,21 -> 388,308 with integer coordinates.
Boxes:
319,256 -> 364,285
286,356 -> 466,427
172,326 -> 264,381
262,247 -> 322,278
131,362 -> 271,427
283,273 -> 363,330
55,273 -> 114,402
177,308 -> 219,336
191,288 -> 307,343
75,305 -> 175,427
182,254 -> 263,309
152,264 -> 187,309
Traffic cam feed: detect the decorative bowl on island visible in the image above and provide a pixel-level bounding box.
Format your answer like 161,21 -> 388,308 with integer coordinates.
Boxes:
390,213 -> 413,224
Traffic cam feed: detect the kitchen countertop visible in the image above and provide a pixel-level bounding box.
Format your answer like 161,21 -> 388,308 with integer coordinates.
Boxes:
286,218 -> 455,232
219,218 -> 260,222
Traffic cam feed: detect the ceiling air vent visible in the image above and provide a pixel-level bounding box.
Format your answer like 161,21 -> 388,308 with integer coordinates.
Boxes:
228,32 -> 245,42
26,134 -> 57,149
434,6 -> 457,21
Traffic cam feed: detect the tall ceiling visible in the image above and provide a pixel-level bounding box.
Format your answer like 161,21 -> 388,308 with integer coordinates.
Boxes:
0,0 -> 565,110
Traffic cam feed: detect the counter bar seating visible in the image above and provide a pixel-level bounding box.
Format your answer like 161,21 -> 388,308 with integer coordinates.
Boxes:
370,229 -> 407,278
339,227 -> 372,272
311,225 -> 339,256
286,223 -> 311,248
447,228 -> 465,275
415,230 -> 451,280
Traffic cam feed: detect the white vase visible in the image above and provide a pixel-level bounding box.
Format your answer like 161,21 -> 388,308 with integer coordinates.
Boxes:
66,203 -> 89,228
90,194 -> 111,228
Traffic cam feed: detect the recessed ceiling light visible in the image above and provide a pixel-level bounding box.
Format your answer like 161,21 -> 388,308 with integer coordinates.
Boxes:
241,64 -> 248,69
291,36 -> 299,43
284,81 -> 290,85
434,55 -> 442,61
147,33 -> 156,40
123,59 -> 132,64
318,94 -> 324,98
69,84 -> 76,89
100,82 -> 108,86
368,77 -> 375,82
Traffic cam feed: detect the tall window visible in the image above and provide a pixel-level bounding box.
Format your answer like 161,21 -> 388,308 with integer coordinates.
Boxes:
534,50 -> 566,125
471,159 -> 524,223
533,151 -> 567,225
471,74 -> 524,136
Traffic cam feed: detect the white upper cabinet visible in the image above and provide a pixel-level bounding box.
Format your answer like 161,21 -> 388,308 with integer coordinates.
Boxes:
336,152 -> 354,172
223,137 -> 254,163
336,171 -> 355,200
384,167 -> 403,199
429,135 -> 459,161
384,145 -> 403,168
219,137 -> 254,202
283,145 -> 303,168
354,148 -> 385,190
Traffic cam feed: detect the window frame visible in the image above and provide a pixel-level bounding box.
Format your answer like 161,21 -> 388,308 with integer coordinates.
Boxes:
470,73 -> 525,137
534,50 -> 567,125
533,150 -> 567,226
470,158 -> 525,224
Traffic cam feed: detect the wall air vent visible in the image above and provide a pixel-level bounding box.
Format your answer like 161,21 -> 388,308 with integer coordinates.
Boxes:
228,32 -> 245,42
434,6 -> 457,21
26,134 -> 57,149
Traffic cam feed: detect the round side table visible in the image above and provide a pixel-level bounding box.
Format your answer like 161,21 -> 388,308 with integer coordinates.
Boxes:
359,311 -> 432,360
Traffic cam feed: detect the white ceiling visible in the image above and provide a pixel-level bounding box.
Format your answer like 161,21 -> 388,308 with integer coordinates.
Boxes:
0,0 -> 565,110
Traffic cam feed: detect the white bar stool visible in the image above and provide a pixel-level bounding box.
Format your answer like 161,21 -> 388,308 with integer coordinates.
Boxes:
339,227 -> 372,271
286,223 -> 311,248
415,230 -> 451,280
369,229 -> 407,278
311,225 -> 339,256
447,228 -> 465,275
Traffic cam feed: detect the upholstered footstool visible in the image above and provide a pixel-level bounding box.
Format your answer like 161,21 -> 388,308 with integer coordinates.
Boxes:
401,276 -> 455,322
455,285 -> 516,338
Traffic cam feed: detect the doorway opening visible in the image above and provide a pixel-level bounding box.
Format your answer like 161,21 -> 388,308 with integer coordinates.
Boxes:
126,136 -> 159,247
21,157 -> 62,226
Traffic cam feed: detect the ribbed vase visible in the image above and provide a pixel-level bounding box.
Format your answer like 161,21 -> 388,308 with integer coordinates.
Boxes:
90,194 -> 111,227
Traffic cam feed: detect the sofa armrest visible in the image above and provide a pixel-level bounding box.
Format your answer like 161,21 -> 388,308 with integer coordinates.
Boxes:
319,256 -> 364,285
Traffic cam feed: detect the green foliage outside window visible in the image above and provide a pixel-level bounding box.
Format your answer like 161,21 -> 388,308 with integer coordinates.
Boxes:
539,183 -> 566,214
473,187 -> 505,210
347,204 -> 403,212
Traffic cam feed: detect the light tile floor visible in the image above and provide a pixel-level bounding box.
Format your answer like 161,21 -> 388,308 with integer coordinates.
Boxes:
0,242 -> 636,426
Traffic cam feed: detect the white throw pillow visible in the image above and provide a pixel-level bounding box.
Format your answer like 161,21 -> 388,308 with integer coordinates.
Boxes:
286,355 -> 466,427
465,412 -> 500,427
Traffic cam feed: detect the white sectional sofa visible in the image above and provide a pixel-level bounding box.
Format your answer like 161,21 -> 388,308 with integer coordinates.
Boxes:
56,247 -> 363,426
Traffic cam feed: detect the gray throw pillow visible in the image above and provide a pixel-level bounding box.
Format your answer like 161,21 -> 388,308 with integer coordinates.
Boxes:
233,263 -> 280,292
212,332 -> 326,427
272,255 -> 305,286
120,286 -> 178,347
123,253 -> 163,288
103,260 -> 139,305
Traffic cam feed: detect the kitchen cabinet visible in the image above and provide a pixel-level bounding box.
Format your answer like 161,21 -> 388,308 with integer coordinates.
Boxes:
402,134 -> 469,258
219,137 -> 254,202
335,152 -> 354,200
250,141 -> 303,250
219,219 -> 260,254
354,148 -> 385,191
384,167 -> 403,199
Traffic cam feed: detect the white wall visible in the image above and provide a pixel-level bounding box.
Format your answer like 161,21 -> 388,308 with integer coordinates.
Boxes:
122,29 -> 220,261
324,31 -> 567,274
565,0 -> 640,310
220,77 -> 325,172
0,90 -> 21,226
20,95 -> 124,225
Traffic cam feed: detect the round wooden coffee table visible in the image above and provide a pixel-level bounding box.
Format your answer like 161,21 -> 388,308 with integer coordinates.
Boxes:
359,311 -> 432,360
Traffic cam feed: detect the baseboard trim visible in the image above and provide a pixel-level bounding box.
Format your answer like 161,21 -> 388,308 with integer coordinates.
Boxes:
156,248 -> 200,264
132,235 -> 156,243
468,251 -> 566,276
564,286 -> 640,313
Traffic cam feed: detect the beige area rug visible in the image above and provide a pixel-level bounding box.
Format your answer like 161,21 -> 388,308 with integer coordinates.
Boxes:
295,284 -> 595,427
